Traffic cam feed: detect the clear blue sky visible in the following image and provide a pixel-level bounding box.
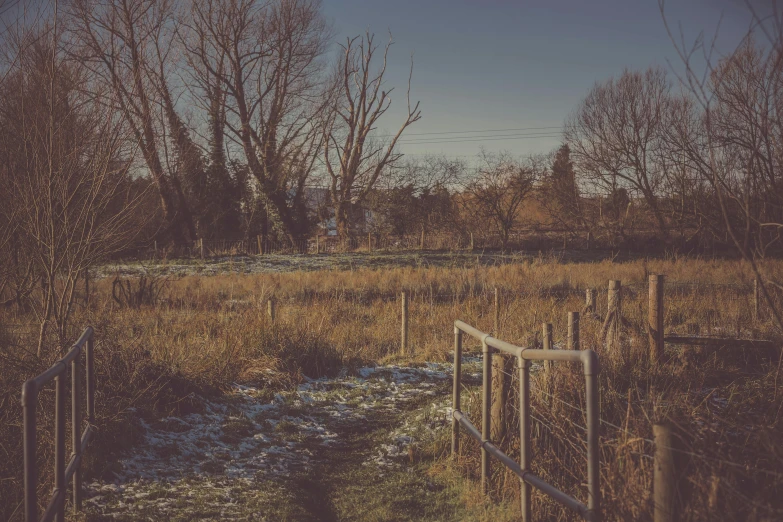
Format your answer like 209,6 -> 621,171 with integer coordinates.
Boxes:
321,0 -> 756,162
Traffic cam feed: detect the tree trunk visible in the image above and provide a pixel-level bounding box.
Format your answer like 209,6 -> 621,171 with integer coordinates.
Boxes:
336,200 -> 352,239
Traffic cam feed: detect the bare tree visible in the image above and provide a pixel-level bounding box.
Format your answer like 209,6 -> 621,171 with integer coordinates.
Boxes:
661,0 -> 783,333
68,0 -> 197,244
323,32 -> 421,238
183,0 -> 331,245
0,19 -> 145,354
368,155 -> 463,237
565,67 -> 679,240
462,152 -> 538,250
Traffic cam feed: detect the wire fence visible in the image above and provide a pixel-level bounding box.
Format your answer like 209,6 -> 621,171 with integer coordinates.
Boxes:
2,276 -> 780,517
115,225 -> 727,261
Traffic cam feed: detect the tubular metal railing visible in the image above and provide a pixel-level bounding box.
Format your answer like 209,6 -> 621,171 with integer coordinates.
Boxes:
21,327 -> 96,522
451,320 -> 600,522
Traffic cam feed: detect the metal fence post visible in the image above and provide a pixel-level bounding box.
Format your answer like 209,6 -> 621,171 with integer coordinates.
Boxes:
481,336 -> 492,495
584,350 -> 601,522
568,311 -> 580,350
519,355 -> 531,522
72,357 -> 82,512
452,327 -> 462,455
654,424 -> 678,522
401,291 -> 409,355
649,275 -> 665,363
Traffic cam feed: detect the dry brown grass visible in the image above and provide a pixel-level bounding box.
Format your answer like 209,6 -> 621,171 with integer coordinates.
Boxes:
1,255 -> 782,520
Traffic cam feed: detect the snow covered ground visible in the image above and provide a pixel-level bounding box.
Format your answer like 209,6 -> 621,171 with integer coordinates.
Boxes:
84,359 -> 482,520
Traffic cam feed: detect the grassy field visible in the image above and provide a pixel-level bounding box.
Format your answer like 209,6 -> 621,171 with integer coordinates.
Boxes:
2,254 -> 782,520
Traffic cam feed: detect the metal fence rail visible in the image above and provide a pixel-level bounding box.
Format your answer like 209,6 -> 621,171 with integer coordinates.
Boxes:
21,327 -> 96,522
451,319 -> 600,522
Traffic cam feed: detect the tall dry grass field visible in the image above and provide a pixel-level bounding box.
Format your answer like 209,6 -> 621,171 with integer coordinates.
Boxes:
1,255 -> 781,520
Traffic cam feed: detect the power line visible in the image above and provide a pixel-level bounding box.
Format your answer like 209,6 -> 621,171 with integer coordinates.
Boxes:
398,133 -> 562,146
373,125 -> 562,138
398,131 -> 561,143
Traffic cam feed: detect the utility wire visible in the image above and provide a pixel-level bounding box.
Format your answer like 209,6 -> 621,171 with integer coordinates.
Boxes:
398,133 -> 562,146
373,125 -> 562,138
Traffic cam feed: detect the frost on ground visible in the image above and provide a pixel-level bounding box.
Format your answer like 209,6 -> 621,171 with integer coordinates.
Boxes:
93,250 -> 616,279
84,359 -> 482,520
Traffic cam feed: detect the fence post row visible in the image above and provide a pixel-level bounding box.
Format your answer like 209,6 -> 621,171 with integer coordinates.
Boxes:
22,327 -> 96,522
452,320 -> 601,522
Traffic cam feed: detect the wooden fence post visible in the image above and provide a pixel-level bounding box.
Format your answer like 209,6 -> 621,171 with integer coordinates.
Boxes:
586,288 -> 596,315
470,232 -> 474,251
267,298 -> 275,323
368,232 -> 372,253
200,238 -> 205,259
315,235 -> 320,254
490,287 -> 508,441
153,240 -> 157,259
754,276 -> 762,322
607,280 -> 622,354
649,274 -> 665,363
257,235 -> 262,256
654,423 -> 681,522
494,287 -> 500,334
542,322 -> 552,373
420,228 -> 425,250
401,291 -> 409,354
568,311 -> 580,350
84,268 -> 90,307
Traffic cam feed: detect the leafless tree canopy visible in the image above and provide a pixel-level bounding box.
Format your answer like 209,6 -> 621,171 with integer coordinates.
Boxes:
323,32 -> 421,238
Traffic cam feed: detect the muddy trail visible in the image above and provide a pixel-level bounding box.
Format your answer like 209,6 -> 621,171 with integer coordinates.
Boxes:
84,360 -> 482,521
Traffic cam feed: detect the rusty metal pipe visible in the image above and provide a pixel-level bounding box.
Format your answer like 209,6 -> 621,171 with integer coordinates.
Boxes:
519,356 -> 531,521
481,337 -> 492,494
452,328 -> 462,456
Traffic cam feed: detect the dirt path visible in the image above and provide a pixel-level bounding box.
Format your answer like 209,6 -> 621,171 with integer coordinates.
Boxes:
84,361 -> 481,521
